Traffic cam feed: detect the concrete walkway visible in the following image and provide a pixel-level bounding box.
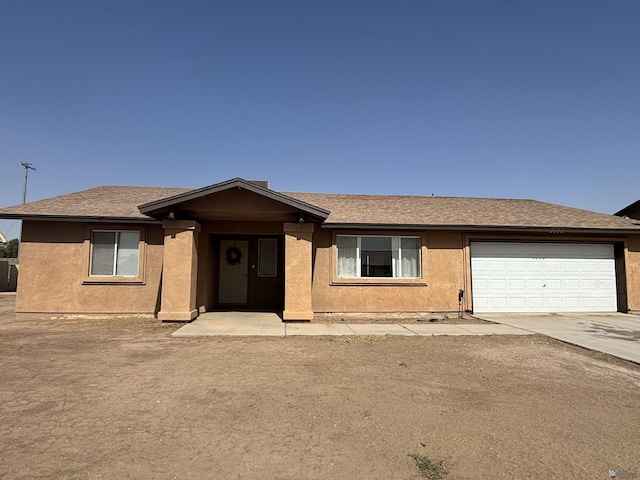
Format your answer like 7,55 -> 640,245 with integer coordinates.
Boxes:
171,311 -> 531,338
476,312 -> 640,364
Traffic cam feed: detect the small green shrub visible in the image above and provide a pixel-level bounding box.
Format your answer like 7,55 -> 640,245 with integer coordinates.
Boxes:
408,453 -> 448,480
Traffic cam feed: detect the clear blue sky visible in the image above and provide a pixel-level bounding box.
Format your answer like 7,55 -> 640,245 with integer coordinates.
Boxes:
1,0 -> 639,239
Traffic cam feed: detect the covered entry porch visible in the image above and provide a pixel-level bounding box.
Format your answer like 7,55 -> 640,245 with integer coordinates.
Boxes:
137,178 -> 329,322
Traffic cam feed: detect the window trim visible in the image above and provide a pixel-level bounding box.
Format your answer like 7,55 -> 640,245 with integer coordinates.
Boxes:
331,232 -> 426,286
83,226 -> 146,285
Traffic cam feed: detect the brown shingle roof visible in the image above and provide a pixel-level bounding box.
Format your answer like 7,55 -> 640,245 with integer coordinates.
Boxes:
284,192 -> 640,231
0,186 -> 190,221
1,184 -> 639,232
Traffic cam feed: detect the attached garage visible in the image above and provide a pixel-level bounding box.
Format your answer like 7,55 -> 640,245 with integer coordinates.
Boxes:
471,241 -> 618,313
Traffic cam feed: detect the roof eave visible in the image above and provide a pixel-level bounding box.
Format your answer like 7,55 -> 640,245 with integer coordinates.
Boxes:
321,223 -> 640,234
0,213 -> 161,224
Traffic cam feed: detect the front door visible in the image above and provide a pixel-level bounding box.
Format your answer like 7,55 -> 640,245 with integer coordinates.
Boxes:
218,239 -> 249,304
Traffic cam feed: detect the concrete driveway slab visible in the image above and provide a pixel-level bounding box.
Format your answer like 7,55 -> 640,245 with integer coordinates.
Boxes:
476,313 -> 640,364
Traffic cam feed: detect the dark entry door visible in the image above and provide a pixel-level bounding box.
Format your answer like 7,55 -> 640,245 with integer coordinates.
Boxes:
216,236 -> 284,311
218,239 -> 249,304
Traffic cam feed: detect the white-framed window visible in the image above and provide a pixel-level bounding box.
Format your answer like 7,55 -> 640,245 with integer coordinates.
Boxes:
336,235 -> 421,278
90,231 -> 140,277
258,238 -> 278,277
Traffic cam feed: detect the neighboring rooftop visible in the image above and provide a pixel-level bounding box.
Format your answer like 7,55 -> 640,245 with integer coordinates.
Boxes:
1,180 -> 639,232
615,199 -> 640,220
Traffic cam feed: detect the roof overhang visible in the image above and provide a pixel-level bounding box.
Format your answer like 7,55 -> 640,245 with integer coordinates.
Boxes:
0,214 -> 161,224
322,223 -> 640,235
138,177 -> 330,222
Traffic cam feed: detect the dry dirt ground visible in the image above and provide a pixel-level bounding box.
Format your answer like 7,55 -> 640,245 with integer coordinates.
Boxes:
1,294 -> 639,480
314,312 -> 488,324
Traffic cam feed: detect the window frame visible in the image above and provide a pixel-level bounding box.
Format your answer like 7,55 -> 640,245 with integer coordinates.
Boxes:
83,226 -> 146,284
332,233 -> 426,285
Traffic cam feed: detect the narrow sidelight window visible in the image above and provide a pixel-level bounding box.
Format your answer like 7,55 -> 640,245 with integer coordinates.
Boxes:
258,238 -> 278,277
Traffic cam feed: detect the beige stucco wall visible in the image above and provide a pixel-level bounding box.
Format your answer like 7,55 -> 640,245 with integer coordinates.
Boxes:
311,229 -> 465,314
14,219 -> 640,319
626,234 -> 640,314
16,220 -> 164,319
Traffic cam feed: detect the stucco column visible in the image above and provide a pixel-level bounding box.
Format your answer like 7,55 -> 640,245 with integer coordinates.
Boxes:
283,222 -> 314,321
626,235 -> 640,314
157,220 -> 200,321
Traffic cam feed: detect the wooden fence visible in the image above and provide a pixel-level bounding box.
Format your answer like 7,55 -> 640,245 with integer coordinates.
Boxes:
0,259 -> 18,292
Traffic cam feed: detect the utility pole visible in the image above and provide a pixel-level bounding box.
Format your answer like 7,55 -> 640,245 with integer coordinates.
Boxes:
20,162 -> 36,204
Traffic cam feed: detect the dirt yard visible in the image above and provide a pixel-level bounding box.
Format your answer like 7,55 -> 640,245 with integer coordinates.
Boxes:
1,294 -> 639,480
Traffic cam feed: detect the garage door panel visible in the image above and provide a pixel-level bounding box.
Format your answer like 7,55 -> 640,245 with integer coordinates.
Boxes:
599,298 -> 617,309
579,244 -> 610,257
504,243 -> 525,255
489,297 -> 508,309
473,297 -> 488,309
507,261 -> 524,272
546,297 -> 563,309
562,261 -> 580,272
545,279 -> 562,291
544,261 -> 562,272
489,261 -> 507,272
563,279 -> 580,290
486,243 -> 507,255
489,279 -> 507,290
525,260 -> 543,272
527,297 -> 545,309
598,279 -> 616,289
597,261 -> 614,272
471,242 -> 617,313
472,259 -> 488,272
563,297 -> 581,309
472,278 -> 488,291
526,279 -> 545,290
582,297 -> 599,309
508,297 -> 526,309
524,244 -> 545,256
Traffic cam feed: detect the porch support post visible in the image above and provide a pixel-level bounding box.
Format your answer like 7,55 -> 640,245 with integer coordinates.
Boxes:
157,220 -> 201,321
282,222 -> 314,321
626,235 -> 640,314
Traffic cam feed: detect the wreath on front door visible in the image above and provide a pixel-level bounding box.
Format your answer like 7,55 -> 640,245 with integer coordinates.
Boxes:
225,246 -> 242,265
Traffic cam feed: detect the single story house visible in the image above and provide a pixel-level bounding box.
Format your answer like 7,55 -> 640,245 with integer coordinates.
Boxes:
0,177 -> 639,321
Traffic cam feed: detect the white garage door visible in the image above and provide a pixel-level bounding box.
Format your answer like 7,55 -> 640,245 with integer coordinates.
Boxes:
471,242 -> 617,313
